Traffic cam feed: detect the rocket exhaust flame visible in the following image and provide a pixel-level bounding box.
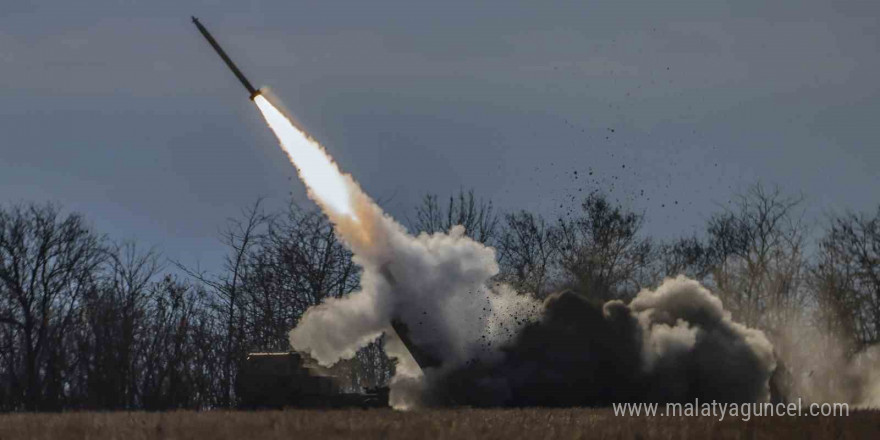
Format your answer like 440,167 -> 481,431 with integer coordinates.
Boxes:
254,95 -> 357,220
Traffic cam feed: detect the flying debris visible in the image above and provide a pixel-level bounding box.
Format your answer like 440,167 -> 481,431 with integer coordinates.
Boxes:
192,16 -> 262,100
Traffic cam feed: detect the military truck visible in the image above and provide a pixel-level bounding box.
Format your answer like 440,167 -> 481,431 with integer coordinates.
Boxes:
237,352 -> 389,409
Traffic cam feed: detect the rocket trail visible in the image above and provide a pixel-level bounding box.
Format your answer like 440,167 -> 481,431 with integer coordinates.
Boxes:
253,95 -> 357,220
192,17 -> 358,220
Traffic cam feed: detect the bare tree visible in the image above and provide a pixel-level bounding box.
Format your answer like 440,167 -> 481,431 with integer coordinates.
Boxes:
703,184 -> 808,330
0,203 -> 106,410
218,200 -> 270,406
137,276 -> 223,410
240,203 -> 358,346
75,241 -> 162,409
496,211 -> 561,298
813,206 -> 880,349
556,193 -> 653,301
410,190 -> 499,244
175,199 -> 270,407
655,236 -> 714,282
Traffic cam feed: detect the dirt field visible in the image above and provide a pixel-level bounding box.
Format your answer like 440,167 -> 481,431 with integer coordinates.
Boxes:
0,408 -> 877,439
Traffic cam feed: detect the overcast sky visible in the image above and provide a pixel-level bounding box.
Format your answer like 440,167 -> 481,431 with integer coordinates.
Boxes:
2,1 -> 878,271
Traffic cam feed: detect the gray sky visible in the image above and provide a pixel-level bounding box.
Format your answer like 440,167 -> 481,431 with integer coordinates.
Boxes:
2,0 -> 878,272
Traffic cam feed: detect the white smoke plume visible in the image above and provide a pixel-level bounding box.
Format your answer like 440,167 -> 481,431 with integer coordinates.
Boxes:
253,94 -> 540,407
289,220 -> 540,366
288,217 -> 542,407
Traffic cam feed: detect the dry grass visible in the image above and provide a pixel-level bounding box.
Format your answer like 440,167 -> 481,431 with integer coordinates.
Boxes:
0,408 -> 877,440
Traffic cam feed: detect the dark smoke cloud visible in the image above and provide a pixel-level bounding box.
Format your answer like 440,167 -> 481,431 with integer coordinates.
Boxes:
421,276 -> 776,407
279,154 -> 777,407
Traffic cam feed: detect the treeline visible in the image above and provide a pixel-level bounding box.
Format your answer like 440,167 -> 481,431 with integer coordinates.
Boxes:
0,184 -> 878,411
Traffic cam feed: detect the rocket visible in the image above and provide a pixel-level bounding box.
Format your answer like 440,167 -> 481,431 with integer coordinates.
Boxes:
192,16 -> 262,100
